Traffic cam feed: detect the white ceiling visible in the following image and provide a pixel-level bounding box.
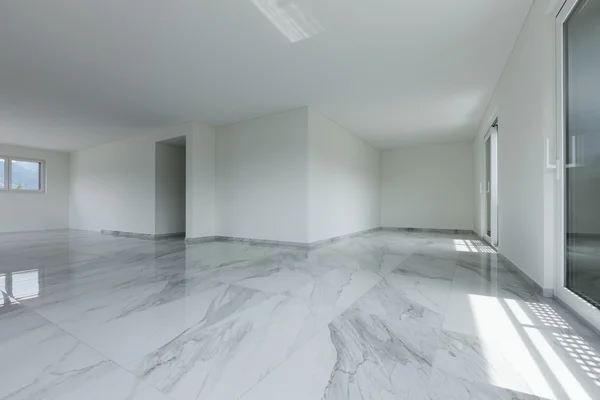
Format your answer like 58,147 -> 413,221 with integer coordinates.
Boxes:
0,0 -> 533,151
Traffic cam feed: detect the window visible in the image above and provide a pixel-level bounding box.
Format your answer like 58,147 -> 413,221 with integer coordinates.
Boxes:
11,159 -> 43,191
0,156 -> 45,192
0,158 -> 5,190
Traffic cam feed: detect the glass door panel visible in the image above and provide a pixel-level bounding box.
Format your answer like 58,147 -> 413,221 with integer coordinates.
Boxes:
486,136 -> 492,239
565,0 -> 600,306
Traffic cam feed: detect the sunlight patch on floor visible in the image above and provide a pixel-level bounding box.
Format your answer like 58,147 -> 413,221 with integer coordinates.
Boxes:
454,239 -> 496,253
466,294 -> 555,398
525,327 -> 593,400
527,302 -> 570,330
554,332 -> 600,388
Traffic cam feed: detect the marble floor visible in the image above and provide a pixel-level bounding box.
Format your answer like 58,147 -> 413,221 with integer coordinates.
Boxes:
1,230 -> 600,400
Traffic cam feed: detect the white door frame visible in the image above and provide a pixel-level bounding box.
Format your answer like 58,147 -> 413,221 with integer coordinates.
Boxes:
555,0 -> 600,332
483,124 -> 498,247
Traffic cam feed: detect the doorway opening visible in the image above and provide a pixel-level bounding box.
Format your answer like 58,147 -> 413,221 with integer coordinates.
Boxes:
484,119 -> 498,247
155,136 -> 186,239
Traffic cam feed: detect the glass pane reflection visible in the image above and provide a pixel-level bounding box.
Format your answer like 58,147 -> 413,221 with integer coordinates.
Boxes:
0,269 -> 40,302
565,0 -> 600,306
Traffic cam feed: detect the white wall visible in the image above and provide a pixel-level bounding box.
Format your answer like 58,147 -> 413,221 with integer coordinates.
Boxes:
70,107 -> 377,244
186,123 -> 216,239
155,143 -> 186,235
381,141 -> 474,231
70,124 -> 200,235
70,133 -> 158,234
0,144 -> 70,233
473,0 -> 558,289
216,108 -> 309,243
307,108 -> 380,243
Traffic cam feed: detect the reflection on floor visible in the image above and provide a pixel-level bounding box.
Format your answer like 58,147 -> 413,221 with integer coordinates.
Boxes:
1,229 -> 599,400
567,235 -> 600,307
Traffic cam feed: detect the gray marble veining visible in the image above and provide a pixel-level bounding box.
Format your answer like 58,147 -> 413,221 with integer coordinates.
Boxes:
0,294 -> 170,400
1,229 -> 599,400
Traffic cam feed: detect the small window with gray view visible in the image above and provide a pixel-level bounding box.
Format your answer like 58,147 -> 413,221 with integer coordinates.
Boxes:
0,157 -> 45,192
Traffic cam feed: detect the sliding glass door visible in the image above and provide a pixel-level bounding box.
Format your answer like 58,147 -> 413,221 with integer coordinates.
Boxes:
565,0 -> 600,305
484,125 -> 498,247
557,0 -> 600,326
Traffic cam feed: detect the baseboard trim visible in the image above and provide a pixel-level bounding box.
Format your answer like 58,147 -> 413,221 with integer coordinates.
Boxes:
101,230 -> 185,241
213,236 -> 309,248
308,227 -> 382,248
204,228 -> 383,249
496,253 -> 552,297
474,232 -> 554,298
156,232 -> 186,239
543,288 -> 555,297
381,227 -> 475,235
185,236 -> 217,245
187,227 -> 476,248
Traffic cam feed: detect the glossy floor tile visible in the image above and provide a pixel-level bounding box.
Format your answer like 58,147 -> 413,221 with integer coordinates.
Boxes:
1,230 -> 599,399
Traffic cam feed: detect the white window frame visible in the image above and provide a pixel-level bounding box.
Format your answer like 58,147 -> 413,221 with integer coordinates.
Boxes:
0,156 -> 7,191
0,156 -> 46,193
554,0 -> 600,333
483,123 -> 499,248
